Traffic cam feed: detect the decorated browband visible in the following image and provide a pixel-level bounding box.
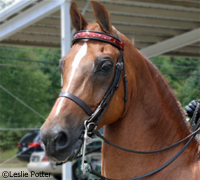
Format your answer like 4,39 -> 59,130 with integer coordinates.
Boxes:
72,30 -> 124,50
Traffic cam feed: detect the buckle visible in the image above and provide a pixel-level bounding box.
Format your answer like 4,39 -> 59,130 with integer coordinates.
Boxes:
116,62 -> 123,70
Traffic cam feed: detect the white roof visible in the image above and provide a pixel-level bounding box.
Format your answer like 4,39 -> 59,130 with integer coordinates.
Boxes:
0,0 -> 199,58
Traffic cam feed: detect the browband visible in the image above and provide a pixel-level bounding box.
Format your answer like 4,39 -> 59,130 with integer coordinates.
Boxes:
73,30 -> 124,50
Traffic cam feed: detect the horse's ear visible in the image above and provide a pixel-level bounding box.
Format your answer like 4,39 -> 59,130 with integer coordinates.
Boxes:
70,2 -> 88,31
92,1 -> 112,33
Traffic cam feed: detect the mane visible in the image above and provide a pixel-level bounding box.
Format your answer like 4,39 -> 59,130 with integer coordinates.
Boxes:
141,54 -> 192,134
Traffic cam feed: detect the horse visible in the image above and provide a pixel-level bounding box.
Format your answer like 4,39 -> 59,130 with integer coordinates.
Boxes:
40,1 -> 200,179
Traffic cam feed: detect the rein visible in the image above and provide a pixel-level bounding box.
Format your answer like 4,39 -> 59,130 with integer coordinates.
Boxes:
90,118 -> 200,180
58,30 -> 200,179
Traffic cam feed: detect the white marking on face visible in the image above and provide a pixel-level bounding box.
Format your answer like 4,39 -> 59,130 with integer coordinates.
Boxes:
65,42 -> 88,92
55,42 -> 88,115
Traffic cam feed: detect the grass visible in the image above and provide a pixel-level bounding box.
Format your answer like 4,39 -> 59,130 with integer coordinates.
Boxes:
0,147 -> 27,167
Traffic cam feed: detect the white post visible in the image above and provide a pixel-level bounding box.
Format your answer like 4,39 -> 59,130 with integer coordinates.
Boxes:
60,0 -> 71,180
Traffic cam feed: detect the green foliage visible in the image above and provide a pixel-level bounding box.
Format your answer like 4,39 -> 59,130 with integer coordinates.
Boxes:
0,46 -> 61,128
0,130 -> 28,150
178,68 -> 200,105
150,56 -> 200,106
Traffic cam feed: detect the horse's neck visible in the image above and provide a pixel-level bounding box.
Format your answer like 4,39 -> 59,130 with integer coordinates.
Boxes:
102,43 -> 199,179
133,54 -> 189,141
114,44 -> 191,146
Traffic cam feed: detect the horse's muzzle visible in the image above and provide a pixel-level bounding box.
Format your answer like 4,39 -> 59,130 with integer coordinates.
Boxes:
40,125 -> 83,162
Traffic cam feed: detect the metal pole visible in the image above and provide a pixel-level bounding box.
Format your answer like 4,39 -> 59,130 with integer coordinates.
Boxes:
60,0 -> 71,179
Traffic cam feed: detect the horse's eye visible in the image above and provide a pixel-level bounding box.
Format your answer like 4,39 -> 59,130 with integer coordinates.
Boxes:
101,61 -> 113,72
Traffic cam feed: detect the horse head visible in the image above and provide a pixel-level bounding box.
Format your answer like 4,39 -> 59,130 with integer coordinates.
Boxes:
40,1 -> 126,162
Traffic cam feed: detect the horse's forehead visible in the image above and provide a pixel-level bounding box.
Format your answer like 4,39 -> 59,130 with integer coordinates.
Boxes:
67,42 -> 94,63
67,41 -> 117,62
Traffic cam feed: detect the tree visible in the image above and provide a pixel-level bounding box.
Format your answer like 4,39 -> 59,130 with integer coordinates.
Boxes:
150,56 -> 200,106
178,67 -> 200,106
0,46 -> 60,128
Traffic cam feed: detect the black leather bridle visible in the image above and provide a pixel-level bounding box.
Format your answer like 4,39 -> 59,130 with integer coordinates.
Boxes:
57,30 -> 200,180
59,30 -> 128,131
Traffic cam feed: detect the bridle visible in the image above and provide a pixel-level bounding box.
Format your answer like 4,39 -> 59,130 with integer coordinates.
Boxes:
58,30 -> 200,179
59,30 -> 128,132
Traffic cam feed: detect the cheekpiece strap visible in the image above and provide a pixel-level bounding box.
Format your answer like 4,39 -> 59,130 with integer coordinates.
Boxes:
73,30 -> 124,50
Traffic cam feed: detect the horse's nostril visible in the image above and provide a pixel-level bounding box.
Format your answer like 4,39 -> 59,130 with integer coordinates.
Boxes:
56,132 -> 68,147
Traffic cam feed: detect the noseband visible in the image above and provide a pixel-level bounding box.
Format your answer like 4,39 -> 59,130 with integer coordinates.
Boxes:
59,30 -> 128,129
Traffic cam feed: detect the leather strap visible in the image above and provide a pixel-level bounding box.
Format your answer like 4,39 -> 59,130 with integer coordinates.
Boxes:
89,131 -> 197,180
59,92 -> 93,116
93,128 -> 200,154
73,30 -> 124,50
